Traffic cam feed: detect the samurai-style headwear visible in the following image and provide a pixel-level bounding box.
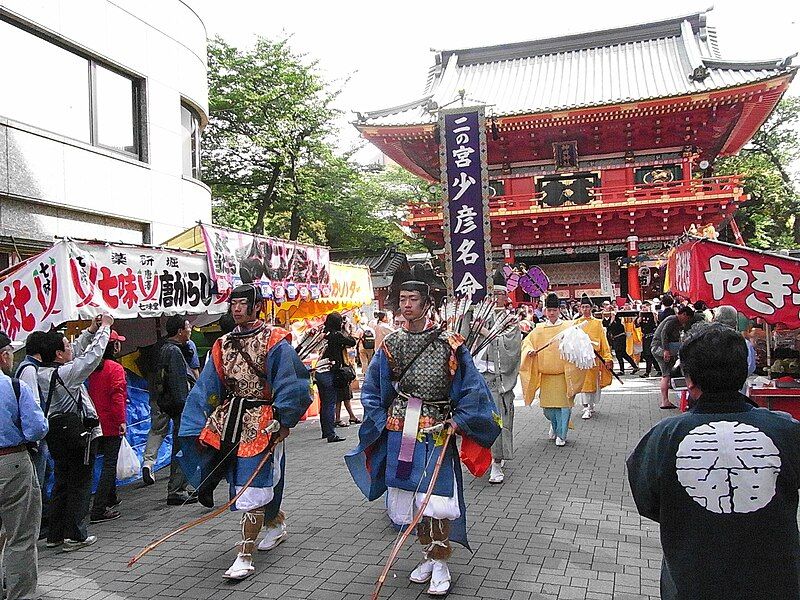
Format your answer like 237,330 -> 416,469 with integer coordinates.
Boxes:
544,292 -> 560,309
492,269 -> 508,292
399,280 -> 430,301
580,293 -> 593,307
230,283 -> 263,314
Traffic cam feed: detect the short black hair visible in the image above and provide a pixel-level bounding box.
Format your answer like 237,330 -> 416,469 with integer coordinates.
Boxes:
679,324 -> 748,393
166,315 -> 188,337
661,294 -> 674,307
40,331 -> 67,364
376,311 -> 386,322
324,312 -> 343,333
25,330 -> 48,357
693,300 -> 709,311
676,305 -> 695,318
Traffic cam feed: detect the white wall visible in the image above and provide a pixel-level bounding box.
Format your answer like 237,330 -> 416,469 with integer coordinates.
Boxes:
0,0 -> 211,246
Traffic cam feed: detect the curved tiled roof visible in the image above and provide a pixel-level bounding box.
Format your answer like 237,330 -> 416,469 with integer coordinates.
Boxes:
356,10 -> 795,128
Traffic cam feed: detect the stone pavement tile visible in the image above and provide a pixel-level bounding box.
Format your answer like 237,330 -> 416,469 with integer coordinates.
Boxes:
37,377 -> 676,600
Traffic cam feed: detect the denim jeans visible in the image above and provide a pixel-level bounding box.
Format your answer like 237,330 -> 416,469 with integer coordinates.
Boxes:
92,436 -> 121,517
315,370 -> 337,440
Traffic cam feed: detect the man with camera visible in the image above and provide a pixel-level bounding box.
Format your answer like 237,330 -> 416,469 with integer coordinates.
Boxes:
627,324 -> 800,600
0,330 -> 49,600
38,314 -> 112,551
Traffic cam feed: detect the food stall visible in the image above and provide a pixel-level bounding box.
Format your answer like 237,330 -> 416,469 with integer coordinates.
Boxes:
667,237 -> 800,414
0,238 -> 229,487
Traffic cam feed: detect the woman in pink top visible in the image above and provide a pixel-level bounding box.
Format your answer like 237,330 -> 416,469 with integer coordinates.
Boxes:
86,330 -> 127,523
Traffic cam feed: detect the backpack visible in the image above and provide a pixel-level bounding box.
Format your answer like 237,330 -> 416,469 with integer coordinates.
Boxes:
362,328 -> 375,350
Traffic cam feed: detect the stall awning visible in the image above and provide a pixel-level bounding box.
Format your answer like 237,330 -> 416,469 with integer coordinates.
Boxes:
165,224 -> 374,322
667,237 -> 800,328
0,239 -> 227,343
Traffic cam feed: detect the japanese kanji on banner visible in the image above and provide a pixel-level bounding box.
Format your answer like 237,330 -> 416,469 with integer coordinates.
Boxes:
440,106 -> 492,301
667,237 -> 800,328
200,224 -> 330,297
0,239 -> 227,343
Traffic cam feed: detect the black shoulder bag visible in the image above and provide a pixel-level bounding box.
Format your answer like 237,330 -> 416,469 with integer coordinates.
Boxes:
44,369 -> 96,454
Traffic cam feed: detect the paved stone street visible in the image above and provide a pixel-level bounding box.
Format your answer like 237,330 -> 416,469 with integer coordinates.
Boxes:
38,376 -> 667,600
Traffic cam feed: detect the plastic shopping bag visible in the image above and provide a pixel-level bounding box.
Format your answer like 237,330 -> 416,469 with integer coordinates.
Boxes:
116,436 -> 140,480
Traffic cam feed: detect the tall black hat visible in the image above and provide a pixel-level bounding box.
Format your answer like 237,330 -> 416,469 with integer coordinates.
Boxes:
580,293 -> 594,307
399,280 -> 430,297
492,269 -> 507,292
230,283 -> 263,313
544,292 -> 560,309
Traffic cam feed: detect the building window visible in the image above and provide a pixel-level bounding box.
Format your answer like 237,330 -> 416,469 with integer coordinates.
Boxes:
0,17 -> 144,160
181,103 -> 201,179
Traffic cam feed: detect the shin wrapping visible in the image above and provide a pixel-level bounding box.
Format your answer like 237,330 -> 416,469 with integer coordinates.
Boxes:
417,517 -> 452,560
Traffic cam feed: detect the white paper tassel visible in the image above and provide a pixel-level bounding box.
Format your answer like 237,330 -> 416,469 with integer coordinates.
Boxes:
559,326 -> 595,370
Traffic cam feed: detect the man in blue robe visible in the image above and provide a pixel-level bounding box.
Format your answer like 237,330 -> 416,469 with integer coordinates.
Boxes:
178,284 -> 311,581
346,281 -> 500,596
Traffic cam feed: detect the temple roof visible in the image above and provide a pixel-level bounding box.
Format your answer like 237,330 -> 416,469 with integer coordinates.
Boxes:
356,10 -> 796,128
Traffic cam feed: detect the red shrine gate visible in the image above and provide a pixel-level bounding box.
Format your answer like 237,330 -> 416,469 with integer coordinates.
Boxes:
355,10 -> 796,300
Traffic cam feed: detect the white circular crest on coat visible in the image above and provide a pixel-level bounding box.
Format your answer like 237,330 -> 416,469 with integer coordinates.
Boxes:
676,421 -> 781,514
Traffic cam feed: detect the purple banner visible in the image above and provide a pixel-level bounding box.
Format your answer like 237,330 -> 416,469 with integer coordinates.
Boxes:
440,107 -> 491,301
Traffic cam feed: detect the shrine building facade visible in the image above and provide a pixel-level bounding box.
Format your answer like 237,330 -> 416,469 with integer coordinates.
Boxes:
354,10 -> 796,300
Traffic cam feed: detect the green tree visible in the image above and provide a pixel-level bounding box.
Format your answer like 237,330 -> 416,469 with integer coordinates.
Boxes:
204,37 -> 430,253
715,96 -> 800,249
202,36 -> 337,235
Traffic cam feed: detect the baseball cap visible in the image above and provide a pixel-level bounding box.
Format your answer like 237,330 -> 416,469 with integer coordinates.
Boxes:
0,331 -> 24,351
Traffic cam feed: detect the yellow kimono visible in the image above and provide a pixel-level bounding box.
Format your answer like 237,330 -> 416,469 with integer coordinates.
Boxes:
520,320 -> 588,408
624,317 -> 643,362
575,316 -> 613,393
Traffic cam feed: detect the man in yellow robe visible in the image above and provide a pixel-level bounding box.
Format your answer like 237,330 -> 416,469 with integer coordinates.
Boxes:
520,293 -> 587,447
574,294 -> 613,420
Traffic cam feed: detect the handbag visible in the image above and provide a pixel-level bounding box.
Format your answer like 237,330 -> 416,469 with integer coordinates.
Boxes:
333,347 -> 356,387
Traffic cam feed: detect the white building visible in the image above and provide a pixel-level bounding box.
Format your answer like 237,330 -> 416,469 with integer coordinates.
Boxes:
0,0 -> 211,269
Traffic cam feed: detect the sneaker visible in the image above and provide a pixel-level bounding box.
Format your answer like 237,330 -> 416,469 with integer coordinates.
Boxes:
410,558 -> 435,584
488,462 -> 504,484
631,367 -> 641,375
548,425 -> 555,440
427,560 -> 451,596
257,523 -> 288,551
555,437 -> 566,447
222,552 -> 255,580
63,535 -> 97,552
327,435 -> 346,443
141,466 -> 155,486
45,540 -> 63,548
90,509 -> 121,524
581,407 -> 593,420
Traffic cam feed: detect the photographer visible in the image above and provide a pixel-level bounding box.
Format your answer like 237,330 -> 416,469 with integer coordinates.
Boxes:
628,324 -> 800,600
38,314 -> 112,551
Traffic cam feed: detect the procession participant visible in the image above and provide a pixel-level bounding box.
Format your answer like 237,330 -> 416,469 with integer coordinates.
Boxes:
475,271 -> 521,484
346,280 -> 500,597
575,294 -> 612,420
520,293 -> 589,446
177,284 -> 312,581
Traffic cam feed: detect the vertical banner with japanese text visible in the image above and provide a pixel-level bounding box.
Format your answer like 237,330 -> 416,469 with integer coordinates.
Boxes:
440,106 -> 492,301
599,253 -> 613,297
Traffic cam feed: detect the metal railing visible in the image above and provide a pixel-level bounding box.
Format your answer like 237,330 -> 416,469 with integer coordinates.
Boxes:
406,175 -> 743,220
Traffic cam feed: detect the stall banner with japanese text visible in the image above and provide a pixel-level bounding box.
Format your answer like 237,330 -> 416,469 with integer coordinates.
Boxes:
668,238 -> 800,328
440,106 -> 492,301
0,240 -> 227,343
200,224 -> 330,298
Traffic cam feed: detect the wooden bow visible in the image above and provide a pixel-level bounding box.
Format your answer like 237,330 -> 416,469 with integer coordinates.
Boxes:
371,427 -> 455,600
127,437 -> 279,567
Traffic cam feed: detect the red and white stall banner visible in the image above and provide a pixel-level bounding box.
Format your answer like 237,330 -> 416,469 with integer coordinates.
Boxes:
0,240 -> 227,343
668,237 -> 800,328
